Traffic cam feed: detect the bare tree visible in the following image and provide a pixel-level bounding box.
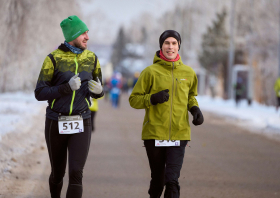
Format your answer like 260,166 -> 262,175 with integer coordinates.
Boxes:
235,0 -> 280,105
0,0 -> 81,92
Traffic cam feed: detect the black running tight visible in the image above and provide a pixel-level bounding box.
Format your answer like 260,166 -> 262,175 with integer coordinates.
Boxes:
45,117 -> 91,198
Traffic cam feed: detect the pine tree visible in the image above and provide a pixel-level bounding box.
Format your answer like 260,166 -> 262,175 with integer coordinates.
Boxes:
199,9 -> 229,88
199,10 -> 228,72
110,27 -> 127,70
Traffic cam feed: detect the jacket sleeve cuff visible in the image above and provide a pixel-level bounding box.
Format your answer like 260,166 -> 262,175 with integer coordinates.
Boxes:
188,96 -> 199,110
58,83 -> 72,95
146,94 -> 153,108
91,91 -> 104,99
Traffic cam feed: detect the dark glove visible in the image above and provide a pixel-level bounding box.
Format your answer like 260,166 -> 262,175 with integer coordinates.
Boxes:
150,89 -> 169,105
190,106 -> 204,126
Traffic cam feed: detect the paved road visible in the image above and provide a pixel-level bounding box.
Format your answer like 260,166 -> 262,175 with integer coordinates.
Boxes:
7,94 -> 280,198
79,94 -> 280,198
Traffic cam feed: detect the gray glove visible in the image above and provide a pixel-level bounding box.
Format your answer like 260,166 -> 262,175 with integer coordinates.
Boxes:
88,78 -> 103,94
68,74 -> 81,91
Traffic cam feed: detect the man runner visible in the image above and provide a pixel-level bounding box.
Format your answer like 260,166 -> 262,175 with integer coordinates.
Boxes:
129,30 -> 204,198
35,15 -> 103,198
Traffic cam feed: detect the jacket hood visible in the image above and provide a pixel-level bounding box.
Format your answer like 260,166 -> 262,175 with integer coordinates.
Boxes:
153,50 -> 183,69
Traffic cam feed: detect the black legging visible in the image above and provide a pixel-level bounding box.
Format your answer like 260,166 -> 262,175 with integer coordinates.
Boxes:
91,111 -> 96,132
45,117 -> 91,198
144,140 -> 188,198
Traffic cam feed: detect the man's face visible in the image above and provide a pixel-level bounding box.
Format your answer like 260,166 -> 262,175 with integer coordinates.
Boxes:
162,37 -> 179,60
70,31 -> 89,50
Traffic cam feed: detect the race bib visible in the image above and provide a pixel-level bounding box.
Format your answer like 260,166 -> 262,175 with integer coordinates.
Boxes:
58,115 -> 84,134
155,140 -> 180,147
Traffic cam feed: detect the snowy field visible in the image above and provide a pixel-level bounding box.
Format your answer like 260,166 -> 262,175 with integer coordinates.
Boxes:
0,92 -> 46,140
0,92 -> 280,141
197,96 -> 280,139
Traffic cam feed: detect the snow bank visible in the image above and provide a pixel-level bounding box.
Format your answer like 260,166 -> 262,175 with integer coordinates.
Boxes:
197,95 -> 280,138
0,91 -> 46,139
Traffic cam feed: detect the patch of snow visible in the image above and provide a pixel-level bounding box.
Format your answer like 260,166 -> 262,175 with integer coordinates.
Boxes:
0,91 -> 46,139
197,95 -> 280,139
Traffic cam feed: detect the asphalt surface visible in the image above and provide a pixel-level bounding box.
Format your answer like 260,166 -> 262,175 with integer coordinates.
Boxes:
4,94 -> 280,198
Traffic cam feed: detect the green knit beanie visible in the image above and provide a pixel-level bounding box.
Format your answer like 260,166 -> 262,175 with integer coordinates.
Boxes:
60,15 -> 89,42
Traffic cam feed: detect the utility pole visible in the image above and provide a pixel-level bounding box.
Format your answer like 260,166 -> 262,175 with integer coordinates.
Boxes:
177,3 -> 184,60
279,0 -> 280,77
247,0 -> 255,105
227,0 -> 236,99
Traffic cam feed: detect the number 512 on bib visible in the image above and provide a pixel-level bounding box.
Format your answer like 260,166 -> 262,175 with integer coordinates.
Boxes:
58,115 -> 84,134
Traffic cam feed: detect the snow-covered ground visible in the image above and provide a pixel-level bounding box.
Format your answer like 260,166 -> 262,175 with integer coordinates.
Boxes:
197,95 -> 280,139
0,92 -> 46,140
0,92 -> 280,141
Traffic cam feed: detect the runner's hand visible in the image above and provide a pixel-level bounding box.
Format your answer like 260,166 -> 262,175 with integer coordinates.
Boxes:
190,106 -> 204,126
88,78 -> 103,94
150,89 -> 169,105
68,74 -> 81,91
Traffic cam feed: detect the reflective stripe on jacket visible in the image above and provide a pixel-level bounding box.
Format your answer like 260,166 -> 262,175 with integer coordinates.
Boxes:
129,51 -> 199,140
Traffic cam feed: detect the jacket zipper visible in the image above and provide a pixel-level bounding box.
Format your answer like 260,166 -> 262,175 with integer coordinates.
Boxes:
169,62 -> 174,140
175,78 -> 178,97
51,99 -> 56,109
69,55 -> 79,115
85,98 -> 90,107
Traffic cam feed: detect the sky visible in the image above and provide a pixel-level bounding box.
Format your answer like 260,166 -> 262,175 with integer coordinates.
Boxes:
80,0 -> 177,25
79,0 -> 180,44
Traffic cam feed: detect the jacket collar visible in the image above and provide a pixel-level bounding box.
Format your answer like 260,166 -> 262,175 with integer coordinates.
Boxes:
153,50 -> 183,68
58,43 -> 71,52
64,41 -> 84,54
